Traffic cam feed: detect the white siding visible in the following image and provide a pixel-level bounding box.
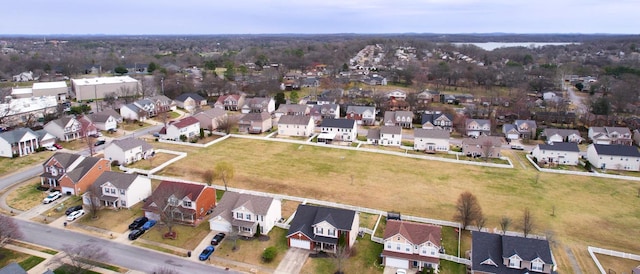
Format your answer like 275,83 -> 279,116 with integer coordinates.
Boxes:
123,176 -> 152,208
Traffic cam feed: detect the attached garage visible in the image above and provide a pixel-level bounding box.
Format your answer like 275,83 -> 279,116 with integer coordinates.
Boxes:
385,257 -> 409,269
289,238 -> 311,250
209,216 -> 232,232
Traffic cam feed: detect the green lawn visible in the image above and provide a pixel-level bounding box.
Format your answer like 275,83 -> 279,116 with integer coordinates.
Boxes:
19,256 -> 46,270
0,151 -> 53,177
302,238 -> 384,274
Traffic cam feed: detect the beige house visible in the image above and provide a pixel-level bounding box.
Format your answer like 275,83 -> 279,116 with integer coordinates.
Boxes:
462,135 -> 503,158
414,128 -> 450,152
238,112 -> 272,134
277,115 -> 314,137
381,220 -> 441,272
193,108 -> 227,131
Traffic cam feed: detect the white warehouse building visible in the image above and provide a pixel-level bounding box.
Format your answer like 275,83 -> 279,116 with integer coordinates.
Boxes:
71,76 -> 139,102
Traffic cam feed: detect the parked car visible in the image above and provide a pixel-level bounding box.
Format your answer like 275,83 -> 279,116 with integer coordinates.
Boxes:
128,216 -> 149,230
152,132 -> 160,137
65,205 -> 83,215
396,269 -> 407,274
128,229 -> 145,240
210,232 -> 226,245
141,220 -> 157,230
44,145 -> 57,151
43,191 -> 62,204
198,245 -> 215,261
94,140 -> 106,146
53,143 -> 63,149
511,145 -> 524,150
66,209 -> 85,221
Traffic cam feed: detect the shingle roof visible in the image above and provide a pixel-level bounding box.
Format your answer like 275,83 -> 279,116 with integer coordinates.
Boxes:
276,104 -> 308,114
195,108 -> 227,119
592,144 -> 640,157
346,106 -> 375,115
170,116 -> 199,129
538,142 -> 579,152
46,152 -> 81,168
466,118 -> 490,127
65,156 -> 102,183
175,92 -> 205,103
278,115 -> 311,126
380,126 -> 401,135
0,262 -> 27,274
472,231 -> 553,274
542,128 -> 581,138
320,118 -> 356,129
0,128 -> 36,143
209,192 -> 276,223
414,128 -> 450,139
93,171 -> 139,189
287,204 -> 356,241
150,180 -> 206,202
110,138 -> 153,152
240,112 -> 271,122
367,128 -> 381,140
384,220 -> 441,246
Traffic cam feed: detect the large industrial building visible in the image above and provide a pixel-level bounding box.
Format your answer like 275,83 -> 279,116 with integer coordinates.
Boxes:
71,76 -> 139,101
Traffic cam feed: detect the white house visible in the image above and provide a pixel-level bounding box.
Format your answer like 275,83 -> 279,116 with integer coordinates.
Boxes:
43,117 -> 82,141
104,138 -> 154,165
159,116 -> 200,141
386,89 -> 407,100
542,128 -> 583,143
367,126 -> 402,146
588,127 -> 633,146
587,144 -> 640,171
345,106 -> 376,126
381,220 -> 441,272
277,115 -> 314,137
0,128 -> 40,158
86,110 -> 119,132
119,103 -> 147,121
414,128 -> 450,152
287,204 -> 359,253
465,118 -> 491,137
531,142 -> 580,166
241,97 -> 276,114
84,171 -> 152,209
318,118 -> 357,144
208,192 -> 282,236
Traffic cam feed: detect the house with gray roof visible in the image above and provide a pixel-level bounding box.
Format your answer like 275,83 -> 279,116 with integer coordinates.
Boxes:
0,128 -> 40,158
41,152 -> 111,195
588,126 -> 633,146
346,106 -> 376,126
174,93 -> 207,113
208,191 -> 282,237
471,231 -> 555,274
414,128 -> 450,152
104,138 -> 154,165
503,120 -> 537,140
193,108 -> 227,131
532,142 -> 580,166
384,111 -> 414,128
586,144 -> 640,171
462,135 -> 503,159
119,103 -> 147,121
367,126 -> 401,146
421,111 -> 453,132
84,171 -> 151,209
241,97 -> 275,114
238,112 -> 272,134
43,116 -> 82,141
287,204 -> 359,253
541,128 -> 583,143
309,103 -> 340,123
86,110 -> 120,131
277,115 -> 314,137
35,129 -> 56,148
274,104 -> 310,118
465,118 -> 491,137
318,118 -> 357,143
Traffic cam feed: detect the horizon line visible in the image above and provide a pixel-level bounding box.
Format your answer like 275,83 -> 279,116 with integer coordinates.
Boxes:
1,32 -> 639,37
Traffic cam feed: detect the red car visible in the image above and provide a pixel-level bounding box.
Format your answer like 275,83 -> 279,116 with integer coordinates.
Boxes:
53,143 -> 63,149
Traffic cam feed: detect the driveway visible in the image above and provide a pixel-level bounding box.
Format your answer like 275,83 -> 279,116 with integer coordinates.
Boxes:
274,248 -> 310,274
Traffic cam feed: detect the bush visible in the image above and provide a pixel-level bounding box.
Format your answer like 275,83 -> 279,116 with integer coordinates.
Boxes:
262,246 -> 278,263
111,160 -> 120,167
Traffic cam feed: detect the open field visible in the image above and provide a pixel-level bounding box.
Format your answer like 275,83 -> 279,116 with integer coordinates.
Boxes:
595,254 -> 640,274
155,137 -> 640,272
0,151 -> 53,176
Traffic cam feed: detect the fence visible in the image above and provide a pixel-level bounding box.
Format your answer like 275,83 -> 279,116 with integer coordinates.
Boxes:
525,154 -> 640,182
439,254 -> 471,265
118,149 -> 187,175
588,246 -> 640,274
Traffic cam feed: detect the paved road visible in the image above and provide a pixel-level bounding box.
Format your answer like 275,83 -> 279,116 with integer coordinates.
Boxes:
565,82 -> 588,115
15,219 -> 237,274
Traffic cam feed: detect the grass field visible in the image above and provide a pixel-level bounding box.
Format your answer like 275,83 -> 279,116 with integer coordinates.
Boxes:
5,179 -> 47,211
0,151 -> 53,176
214,227 -> 288,269
154,137 -> 640,273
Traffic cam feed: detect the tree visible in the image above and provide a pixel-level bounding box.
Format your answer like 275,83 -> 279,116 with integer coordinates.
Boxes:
481,139 -> 495,162
289,90 -> 299,104
54,243 -> 110,274
216,115 -> 237,134
475,216 -> 487,231
333,232 -> 351,274
0,214 -> 23,247
214,161 -> 235,191
500,216 -> 511,235
201,170 -> 214,186
274,92 -> 286,109
149,183 -> 188,236
147,62 -> 158,73
84,183 -> 103,219
255,223 -> 261,238
79,118 -> 96,157
591,97 -> 610,115
114,66 -> 128,75
262,246 -> 277,262
522,208 -> 534,237
574,82 -> 584,91
453,191 -> 483,230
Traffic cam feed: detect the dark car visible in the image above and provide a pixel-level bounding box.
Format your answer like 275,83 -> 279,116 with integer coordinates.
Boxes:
128,216 -> 149,230
198,245 -> 215,261
210,232 -> 226,245
65,205 -> 83,215
128,229 -> 145,240
94,140 -> 106,146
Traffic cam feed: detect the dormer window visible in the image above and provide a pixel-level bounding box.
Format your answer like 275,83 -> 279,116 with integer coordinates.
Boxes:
315,227 -> 323,234
508,257 -> 521,268
236,212 -> 243,219
531,261 -> 544,272
183,201 -> 192,207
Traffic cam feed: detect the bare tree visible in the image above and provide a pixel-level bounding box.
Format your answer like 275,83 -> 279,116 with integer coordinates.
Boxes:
54,243 -> 110,274
78,117 -> 96,156
201,170 -> 214,186
149,183 -> 188,236
0,214 -> 23,247
333,233 -> 351,274
499,216 -> 511,235
475,216 -> 487,231
453,191 -> 483,230
522,208 -> 534,237
84,182 -> 102,219
481,139 -> 494,162
216,115 -> 238,134
214,161 -> 235,191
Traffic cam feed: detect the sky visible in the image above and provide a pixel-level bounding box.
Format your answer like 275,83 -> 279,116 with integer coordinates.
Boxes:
1,0 -> 638,35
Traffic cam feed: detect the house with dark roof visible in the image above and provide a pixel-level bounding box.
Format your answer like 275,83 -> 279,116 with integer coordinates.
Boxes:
104,138 -> 154,165
541,128 -> 583,143
286,204 -> 359,253
241,97 -> 276,114
277,115 -> 314,137
0,128 -> 40,158
214,94 -> 246,111
586,144 -> 640,171
503,120 -> 537,140
274,104 -> 310,119
318,118 -> 357,143
421,111 -> 453,132
471,231 -> 555,274
159,116 -> 200,141
86,110 -> 120,131
531,142 -> 580,166
147,95 -> 176,113
238,112 -> 272,134
0,262 -> 27,274
366,126 -> 401,146
309,104 -> 340,123
193,108 -> 227,131
384,111 -> 414,129
142,180 -> 216,226
588,126 -> 633,146
465,119 -> 491,137
43,116 -> 82,141
346,106 -> 376,126
462,136 -> 504,159
381,220 -> 442,272
208,192 -> 282,237
35,129 -> 56,148
84,171 -> 151,209
41,152 -> 111,195
414,128 -> 450,153
174,93 -> 207,113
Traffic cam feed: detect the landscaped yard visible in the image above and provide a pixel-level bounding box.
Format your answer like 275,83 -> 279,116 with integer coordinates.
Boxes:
0,151 -> 53,176
301,237 -> 384,274
140,220 -> 211,250
0,247 -> 44,271
213,227 -> 288,269
152,137 -> 640,273
78,203 -> 145,233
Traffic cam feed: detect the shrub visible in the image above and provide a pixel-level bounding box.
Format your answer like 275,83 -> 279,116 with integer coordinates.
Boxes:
262,246 -> 277,263
111,160 -> 120,167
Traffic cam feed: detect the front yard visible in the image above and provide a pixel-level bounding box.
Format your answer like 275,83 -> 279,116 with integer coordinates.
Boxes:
5,179 -> 47,211
0,150 -> 53,176
77,203 -> 145,233
301,237 -> 384,274
140,220 -> 211,250
0,247 -> 45,271
213,227 -> 288,269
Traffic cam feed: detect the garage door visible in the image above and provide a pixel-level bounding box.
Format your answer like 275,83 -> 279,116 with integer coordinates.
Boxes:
385,257 -> 409,269
289,238 -> 311,250
209,220 -> 231,233
507,133 -> 519,140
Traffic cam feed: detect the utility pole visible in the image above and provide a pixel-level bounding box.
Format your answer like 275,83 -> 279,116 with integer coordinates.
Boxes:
161,77 -> 164,95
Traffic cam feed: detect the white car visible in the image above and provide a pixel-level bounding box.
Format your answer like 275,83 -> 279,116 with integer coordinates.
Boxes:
396,270 -> 407,274
44,145 -> 57,151
43,191 -> 62,204
66,209 -> 85,221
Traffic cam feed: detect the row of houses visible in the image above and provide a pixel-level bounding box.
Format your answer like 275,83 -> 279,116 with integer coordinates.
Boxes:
532,142 -> 640,171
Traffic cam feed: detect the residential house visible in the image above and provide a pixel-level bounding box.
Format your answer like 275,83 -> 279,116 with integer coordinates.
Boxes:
208,192 -> 282,236
414,128 -> 450,153
142,180 -> 216,226
214,94 -> 246,111
174,93 -> 207,113
462,136 -> 503,158
503,120 -> 537,140
241,97 -> 276,114
132,99 -> 157,118
586,144 -> 640,171
193,108 -> 227,131
147,95 -> 176,113
531,142 -> 580,166
541,128 -> 583,143
274,104 -> 310,119
471,231 -> 555,274
588,126 -> 633,146
0,128 -> 40,158
465,119 -> 491,137
318,118 -> 357,144
386,89 -> 407,100
238,112 -> 273,134
35,129 -> 56,148
158,116 -> 201,141
417,90 -> 440,104
77,116 -> 98,137
120,103 -> 148,121
43,117 -> 82,141
40,152 -> 111,195
381,220 -> 442,272
84,171 -> 151,209
346,106 -> 376,126
277,115 -> 314,137
366,126 -> 402,146
310,104 -> 340,122
384,98 -> 410,111
384,111 -> 414,129
104,138 -> 154,165
421,111 -> 454,132
287,204 -> 359,253
86,110 -> 120,132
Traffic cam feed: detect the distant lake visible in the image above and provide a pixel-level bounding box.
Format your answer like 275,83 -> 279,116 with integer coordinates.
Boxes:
453,42 -> 578,51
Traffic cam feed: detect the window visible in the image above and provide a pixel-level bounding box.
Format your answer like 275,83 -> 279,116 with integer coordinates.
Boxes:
509,258 -> 521,268
405,246 -> 410,252
396,244 -> 401,250
241,227 -> 251,232
315,227 -> 323,234
236,212 -> 243,219
121,200 -> 126,207
245,214 -> 251,220
387,243 -> 392,249
183,201 -> 192,207
531,262 -> 544,271
120,189 -> 125,195
328,229 -> 335,236
110,188 -> 115,194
